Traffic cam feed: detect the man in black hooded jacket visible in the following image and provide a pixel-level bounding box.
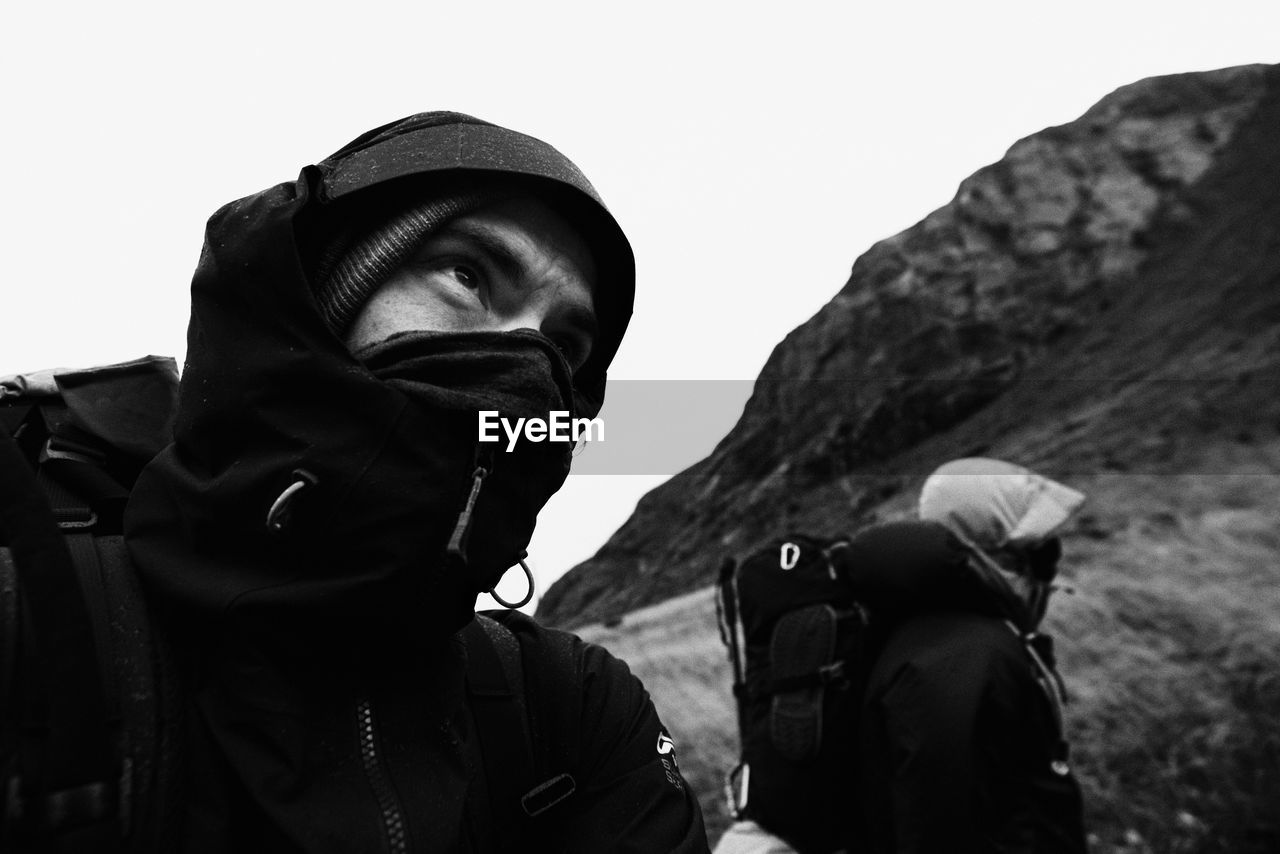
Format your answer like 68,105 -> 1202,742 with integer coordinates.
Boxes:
124,113 -> 708,852
841,459 -> 1089,854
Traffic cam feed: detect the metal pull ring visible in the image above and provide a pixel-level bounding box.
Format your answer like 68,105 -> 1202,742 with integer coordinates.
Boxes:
489,557 -> 535,609
266,469 -> 318,532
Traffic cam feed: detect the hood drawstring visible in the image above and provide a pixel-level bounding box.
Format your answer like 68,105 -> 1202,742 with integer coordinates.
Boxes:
263,450 -> 536,609
488,554 -> 535,610
265,450 -> 537,610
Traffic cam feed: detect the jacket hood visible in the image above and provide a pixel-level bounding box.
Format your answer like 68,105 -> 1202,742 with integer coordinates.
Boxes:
837,520 -> 1031,629
919,458 -> 1086,550
125,113 -> 633,640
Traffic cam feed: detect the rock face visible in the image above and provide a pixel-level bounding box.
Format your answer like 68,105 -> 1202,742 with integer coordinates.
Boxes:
538,64 -> 1280,629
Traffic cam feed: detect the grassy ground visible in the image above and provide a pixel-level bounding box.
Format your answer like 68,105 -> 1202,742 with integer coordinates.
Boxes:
579,440 -> 1280,852
579,587 -> 739,842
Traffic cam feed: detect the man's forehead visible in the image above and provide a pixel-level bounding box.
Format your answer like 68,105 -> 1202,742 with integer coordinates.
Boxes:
434,197 -> 598,280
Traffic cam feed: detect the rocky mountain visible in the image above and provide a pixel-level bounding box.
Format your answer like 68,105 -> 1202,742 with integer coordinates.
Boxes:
538,63 -> 1280,629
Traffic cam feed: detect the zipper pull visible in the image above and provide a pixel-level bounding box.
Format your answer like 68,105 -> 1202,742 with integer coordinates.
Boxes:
446,447 -> 494,565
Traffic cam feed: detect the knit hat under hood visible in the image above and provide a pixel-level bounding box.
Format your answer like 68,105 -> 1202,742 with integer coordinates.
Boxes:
312,190 -> 497,337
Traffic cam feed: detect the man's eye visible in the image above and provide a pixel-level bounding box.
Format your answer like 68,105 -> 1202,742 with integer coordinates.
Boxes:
451,265 -> 480,288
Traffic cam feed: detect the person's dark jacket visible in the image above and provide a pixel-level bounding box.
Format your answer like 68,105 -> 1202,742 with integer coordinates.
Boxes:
839,521 -> 1087,854
180,609 -> 704,853
123,114 -> 707,852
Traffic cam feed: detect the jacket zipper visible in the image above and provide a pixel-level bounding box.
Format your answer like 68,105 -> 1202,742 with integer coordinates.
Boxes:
357,698 -> 409,854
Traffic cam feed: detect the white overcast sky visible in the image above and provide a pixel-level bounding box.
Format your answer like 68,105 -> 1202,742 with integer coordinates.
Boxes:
4,1 -> 1277,612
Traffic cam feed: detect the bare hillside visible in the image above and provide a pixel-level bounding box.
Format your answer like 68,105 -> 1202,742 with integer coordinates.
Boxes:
553,63 -> 1280,852
540,64 -> 1280,627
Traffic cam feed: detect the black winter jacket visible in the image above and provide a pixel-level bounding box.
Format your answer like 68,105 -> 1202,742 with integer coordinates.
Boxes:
179,610 -> 705,853
842,521 -> 1087,854
123,114 -> 707,852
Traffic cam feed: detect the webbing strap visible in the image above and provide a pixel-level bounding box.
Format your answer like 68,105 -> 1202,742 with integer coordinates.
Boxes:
0,428 -> 118,839
462,616 -> 535,837
511,616 -> 579,817
41,457 -> 129,531
1,550 -> 18,724
64,534 -> 121,727
715,557 -> 743,687
752,661 -> 848,698
463,612 -> 581,844
1004,621 -> 1067,735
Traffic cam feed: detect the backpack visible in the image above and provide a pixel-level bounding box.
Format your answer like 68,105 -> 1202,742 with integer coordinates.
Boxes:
1,356 -> 183,853
0,358 -> 577,853
715,534 -> 869,854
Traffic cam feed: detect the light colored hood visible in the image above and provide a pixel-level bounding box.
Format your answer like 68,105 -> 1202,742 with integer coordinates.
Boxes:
918,458 -> 1086,549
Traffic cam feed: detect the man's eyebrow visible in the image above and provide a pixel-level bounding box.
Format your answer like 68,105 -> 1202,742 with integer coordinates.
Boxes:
434,218 -> 600,343
436,220 -> 526,283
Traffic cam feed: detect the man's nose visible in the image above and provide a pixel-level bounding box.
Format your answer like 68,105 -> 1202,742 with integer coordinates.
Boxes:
499,304 -> 552,336
500,286 -> 586,338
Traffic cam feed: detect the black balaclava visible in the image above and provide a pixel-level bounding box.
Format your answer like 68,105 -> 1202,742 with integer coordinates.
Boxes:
125,113 -> 634,645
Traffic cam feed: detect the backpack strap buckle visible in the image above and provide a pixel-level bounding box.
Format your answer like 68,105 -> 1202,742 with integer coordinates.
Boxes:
41,436 -> 106,467
815,660 -> 847,687
520,773 -> 576,818
42,779 -> 119,831
723,762 -> 749,819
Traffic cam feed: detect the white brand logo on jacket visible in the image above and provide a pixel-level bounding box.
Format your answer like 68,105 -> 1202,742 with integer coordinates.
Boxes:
656,732 -> 683,790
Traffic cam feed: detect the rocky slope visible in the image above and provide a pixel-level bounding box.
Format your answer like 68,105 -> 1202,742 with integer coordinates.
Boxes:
577,450 -> 1280,851
538,63 -> 1280,629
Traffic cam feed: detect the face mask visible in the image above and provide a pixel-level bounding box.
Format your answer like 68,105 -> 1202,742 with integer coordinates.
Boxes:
358,329 -> 578,594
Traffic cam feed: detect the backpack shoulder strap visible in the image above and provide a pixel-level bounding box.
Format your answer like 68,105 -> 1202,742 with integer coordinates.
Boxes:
461,614 -> 534,835
506,614 -> 579,818
1003,621 -> 1069,737
462,612 -> 581,836
714,556 -> 744,693
0,427 -> 121,848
